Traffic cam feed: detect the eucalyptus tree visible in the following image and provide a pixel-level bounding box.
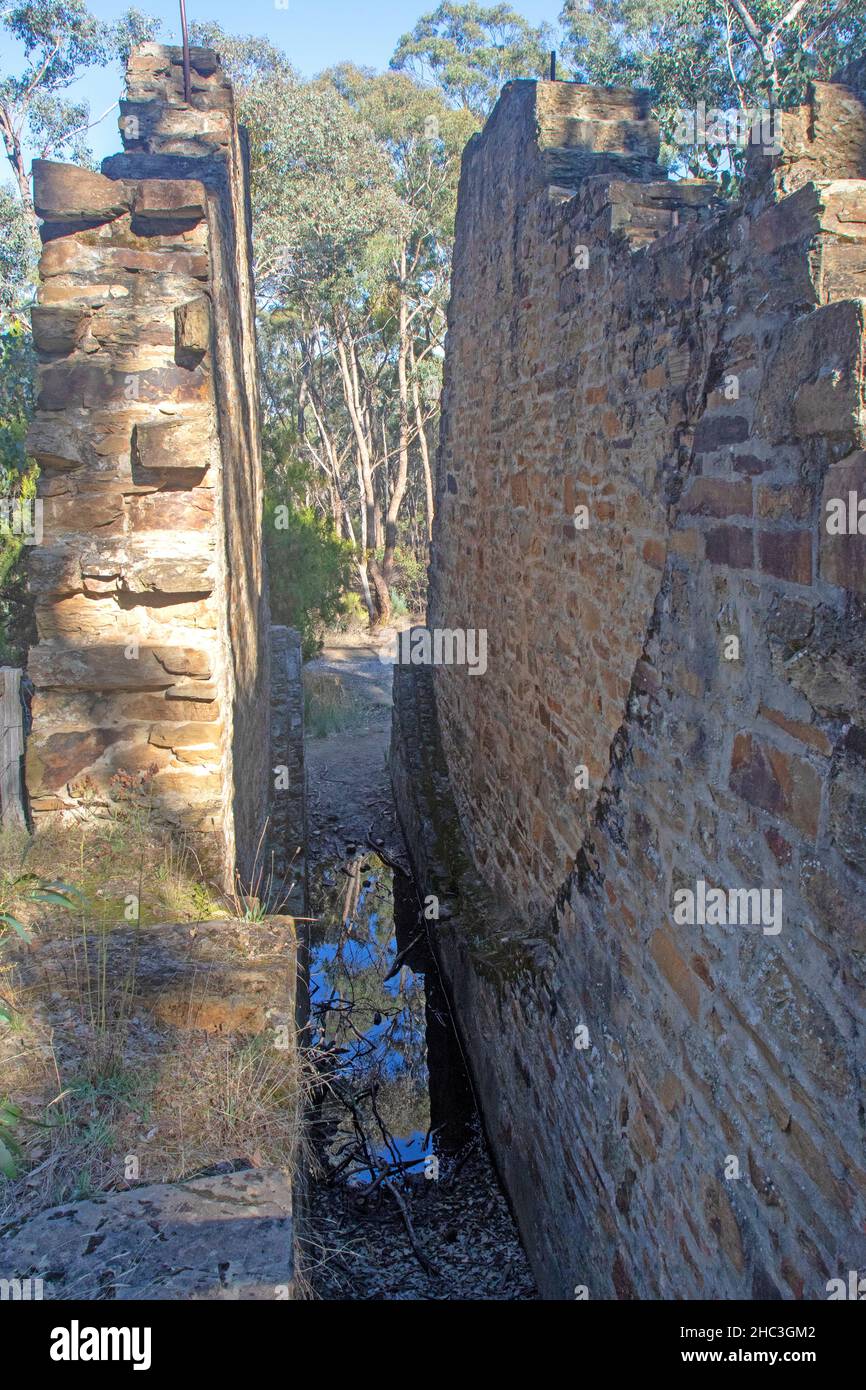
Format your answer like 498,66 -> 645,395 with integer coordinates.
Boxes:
559,0 -> 865,178
391,1 -> 555,117
0,1 -> 158,221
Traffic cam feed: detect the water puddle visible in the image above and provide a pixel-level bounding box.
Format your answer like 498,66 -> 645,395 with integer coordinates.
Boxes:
303,844 -> 536,1299
307,851 -> 474,1184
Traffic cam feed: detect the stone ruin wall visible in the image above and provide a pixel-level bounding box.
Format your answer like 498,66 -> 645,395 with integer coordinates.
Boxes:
394,78 -> 866,1298
25,44 -> 270,889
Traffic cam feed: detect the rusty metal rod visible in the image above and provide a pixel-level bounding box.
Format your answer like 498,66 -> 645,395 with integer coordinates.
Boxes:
179,0 -> 191,103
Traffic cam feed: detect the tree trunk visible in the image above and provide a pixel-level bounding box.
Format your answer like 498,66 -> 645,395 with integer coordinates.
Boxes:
337,330 -> 391,627
0,105 -> 36,224
382,248 -> 412,589
410,338 -> 434,543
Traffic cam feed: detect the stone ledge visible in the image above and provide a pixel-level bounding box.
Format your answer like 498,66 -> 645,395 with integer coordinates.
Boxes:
0,1167 -> 295,1300
33,160 -> 130,226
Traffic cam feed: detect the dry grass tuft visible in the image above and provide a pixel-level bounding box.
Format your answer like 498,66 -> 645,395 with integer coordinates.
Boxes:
0,811 -> 309,1240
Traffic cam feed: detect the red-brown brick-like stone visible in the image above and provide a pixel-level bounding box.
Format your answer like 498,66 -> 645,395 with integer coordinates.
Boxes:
758,705 -> 832,755
705,524 -> 753,569
820,450 -> 866,594
679,477 -> 752,518
730,732 -> 821,837
510,471 -> 529,507
693,414 -> 750,453
32,160 -> 130,224
650,929 -> 701,1021
758,530 -> 812,584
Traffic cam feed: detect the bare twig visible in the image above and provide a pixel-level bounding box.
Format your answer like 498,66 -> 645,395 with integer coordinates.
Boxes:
382,1177 -> 443,1278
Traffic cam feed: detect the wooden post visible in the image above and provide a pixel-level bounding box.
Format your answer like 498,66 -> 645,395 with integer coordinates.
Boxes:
0,667 -> 26,827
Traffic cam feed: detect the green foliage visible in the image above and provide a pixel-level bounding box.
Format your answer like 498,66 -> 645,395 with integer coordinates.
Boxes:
0,318 -> 36,661
303,671 -> 370,739
394,545 -> 428,613
0,1 -> 161,180
0,1096 -> 24,1176
391,1 -> 555,115
335,590 -> 368,630
0,876 -> 80,1027
375,544 -> 427,614
0,322 -> 36,663
191,24 -> 402,309
0,319 -> 33,475
264,488 -> 353,660
0,184 -> 38,314
560,1 -> 866,178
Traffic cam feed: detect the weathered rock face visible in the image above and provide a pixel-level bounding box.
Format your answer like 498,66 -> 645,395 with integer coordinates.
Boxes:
26,44 -> 270,889
0,1168 -> 296,1300
394,79 -> 866,1298
269,626 -> 307,915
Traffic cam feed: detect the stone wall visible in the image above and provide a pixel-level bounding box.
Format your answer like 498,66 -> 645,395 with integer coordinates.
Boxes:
269,625 -> 307,916
394,78 -> 866,1298
25,44 -> 270,889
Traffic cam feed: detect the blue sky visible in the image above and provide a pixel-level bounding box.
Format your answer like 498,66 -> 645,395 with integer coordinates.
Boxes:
1,0 -> 566,170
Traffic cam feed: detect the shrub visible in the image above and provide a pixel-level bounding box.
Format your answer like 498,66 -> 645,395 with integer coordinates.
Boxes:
264,497 -> 352,660
0,325 -> 37,664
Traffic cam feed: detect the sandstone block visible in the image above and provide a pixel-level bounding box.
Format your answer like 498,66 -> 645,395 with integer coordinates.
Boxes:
32,160 -> 129,224
25,418 -> 88,471
649,929 -> 701,1021
132,416 -> 213,477
729,732 -> 821,837
25,727 -> 125,793
29,305 -> 89,355
175,296 -> 211,365
679,478 -> 752,518
755,300 -> 865,445
27,643 -> 209,692
133,178 -> 207,225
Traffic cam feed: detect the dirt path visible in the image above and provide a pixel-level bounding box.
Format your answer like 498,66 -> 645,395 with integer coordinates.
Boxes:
303,631 -> 406,867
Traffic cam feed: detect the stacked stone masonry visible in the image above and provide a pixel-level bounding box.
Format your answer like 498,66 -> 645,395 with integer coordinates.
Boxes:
25,45 -> 270,888
393,78 -> 866,1298
269,624 -> 307,916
